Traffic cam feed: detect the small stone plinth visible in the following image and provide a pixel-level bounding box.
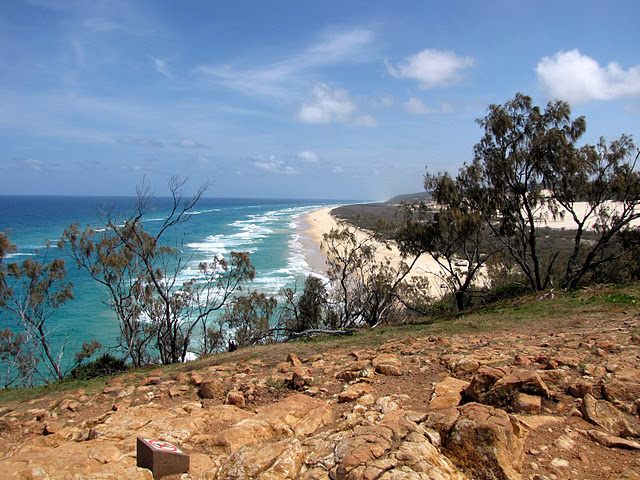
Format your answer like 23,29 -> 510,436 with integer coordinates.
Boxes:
137,437 -> 190,479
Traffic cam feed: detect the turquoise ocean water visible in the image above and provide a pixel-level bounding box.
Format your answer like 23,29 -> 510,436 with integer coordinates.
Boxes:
0,195 -> 351,375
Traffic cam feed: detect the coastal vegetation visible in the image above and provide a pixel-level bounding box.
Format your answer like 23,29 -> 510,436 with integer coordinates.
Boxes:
2,93 -> 639,389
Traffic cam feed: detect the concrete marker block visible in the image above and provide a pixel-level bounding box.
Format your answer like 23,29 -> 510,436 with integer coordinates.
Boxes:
137,437 -> 190,479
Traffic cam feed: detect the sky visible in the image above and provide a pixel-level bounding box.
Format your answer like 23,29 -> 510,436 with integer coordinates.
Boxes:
1,0 -> 639,201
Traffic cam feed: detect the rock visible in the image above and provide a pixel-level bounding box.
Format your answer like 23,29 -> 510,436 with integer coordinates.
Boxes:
287,352 -> 303,367
463,366 -> 506,402
88,442 -> 123,464
338,383 -> 373,403
581,394 -> 636,437
450,357 -> 480,375
286,367 -> 313,390
226,390 -> 246,408
213,394 -> 332,453
218,438 -> 305,479
567,380 -> 594,398
198,379 -> 225,399
372,354 -> 404,376
429,377 -> 469,410
602,379 -> 640,403
514,354 -> 532,366
444,403 -> 524,480
511,392 -> 542,415
588,430 -> 640,450
189,372 -> 204,385
423,407 -> 460,439
553,434 -> 576,451
483,369 -> 551,407
550,457 -> 569,468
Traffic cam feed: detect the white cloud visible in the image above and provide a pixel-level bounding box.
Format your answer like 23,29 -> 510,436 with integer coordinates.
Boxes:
298,84 -> 356,124
195,27 -> 374,98
332,165 -> 344,174
175,138 -> 207,148
298,150 -> 319,163
354,115 -> 378,127
152,57 -> 173,79
403,97 -> 454,114
388,48 -> 474,89
252,155 -> 299,175
536,49 -> 640,104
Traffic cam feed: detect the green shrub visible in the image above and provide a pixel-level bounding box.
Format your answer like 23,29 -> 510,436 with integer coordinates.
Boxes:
68,353 -> 127,380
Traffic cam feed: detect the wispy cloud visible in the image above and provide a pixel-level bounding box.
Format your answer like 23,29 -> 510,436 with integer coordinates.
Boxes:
536,49 -> 640,104
194,27 -> 374,98
117,136 -> 165,147
387,48 -> 474,89
403,97 -> 454,114
251,155 -> 299,175
175,138 -> 207,148
298,150 -> 319,163
152,57 -> 173,80
353,115 -> 378,127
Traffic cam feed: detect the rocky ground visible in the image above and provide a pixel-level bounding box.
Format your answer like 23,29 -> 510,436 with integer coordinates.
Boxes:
1,297 -> 640,479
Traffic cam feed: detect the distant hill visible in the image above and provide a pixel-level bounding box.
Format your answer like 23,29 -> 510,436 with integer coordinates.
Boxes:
332,192 -> 432,236
384,192 -> 432,205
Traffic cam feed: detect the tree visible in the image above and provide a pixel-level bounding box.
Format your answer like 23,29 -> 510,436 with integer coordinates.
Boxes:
322,224 -> 422,327
285,275 -> 327,333
437,93 -> 639,292
218,290 -> 279,347
61,178 -> 255,365
396,172 -> 500,311
0,232 -> 74,386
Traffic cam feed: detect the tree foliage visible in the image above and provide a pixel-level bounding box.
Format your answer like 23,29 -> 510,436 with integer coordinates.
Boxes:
322,225 -> 422,327
60,178 -> 255,365
407,93 -> 640,298
0,232 -> 74,387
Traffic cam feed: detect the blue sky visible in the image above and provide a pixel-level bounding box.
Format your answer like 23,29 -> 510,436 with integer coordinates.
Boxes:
1,0 -> 639,200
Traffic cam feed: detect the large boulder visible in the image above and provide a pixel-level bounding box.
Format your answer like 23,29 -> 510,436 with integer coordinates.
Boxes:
444,403 -> 525,480
581,394 -> 636,437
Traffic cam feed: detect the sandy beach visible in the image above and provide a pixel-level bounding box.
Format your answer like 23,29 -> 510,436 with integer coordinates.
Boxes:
300,207 -> 450,297
299,201 -> 640,298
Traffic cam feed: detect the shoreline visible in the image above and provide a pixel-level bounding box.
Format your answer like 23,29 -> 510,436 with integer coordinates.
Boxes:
299,206 -> 449,297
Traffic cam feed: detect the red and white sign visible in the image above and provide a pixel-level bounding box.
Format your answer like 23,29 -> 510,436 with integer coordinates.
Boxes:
144,439 -> 182,453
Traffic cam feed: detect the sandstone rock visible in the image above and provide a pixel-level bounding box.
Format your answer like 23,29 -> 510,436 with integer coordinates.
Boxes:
213,394 -> 332,453
511,392 -> 541,415
198,379 -> 225,399
444,403 -> 524,480
588,430 -> 640,450
482,369 -> 551,407
514,354 -> 532,366
338,383 -> 373,403
226,390 -> 246,408
287,352 -> 303,367
372,354 -> 404,376
423,407 -> 460,439
463,366 -> 506,402
88,442 -> 123,464
189,372 -> 204,385
218,438 -> 305,479
567,380 -> 594,398
603,379 -> 640,404
286,367 -> 313,390
429,377 -> 469,410
581,394 -> 636,437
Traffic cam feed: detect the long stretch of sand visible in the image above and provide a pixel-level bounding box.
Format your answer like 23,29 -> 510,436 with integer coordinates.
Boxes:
300,201 -> 640,298
301,207 -> 448,297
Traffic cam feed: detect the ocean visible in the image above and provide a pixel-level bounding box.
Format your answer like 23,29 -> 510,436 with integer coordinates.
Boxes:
0,195 -> 351,376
